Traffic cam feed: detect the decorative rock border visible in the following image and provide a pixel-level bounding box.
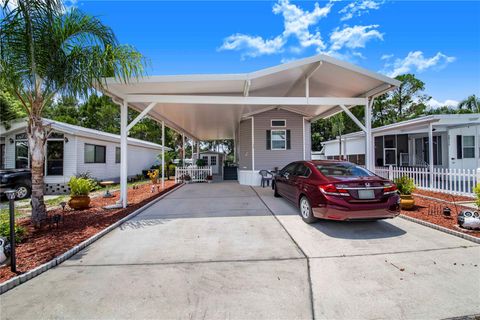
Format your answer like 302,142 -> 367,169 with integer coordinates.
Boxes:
0,183 -> 184,295
399,214 -> 480,244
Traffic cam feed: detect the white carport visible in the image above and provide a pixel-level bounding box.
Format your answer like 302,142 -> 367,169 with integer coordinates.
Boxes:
101,54 -> 400,207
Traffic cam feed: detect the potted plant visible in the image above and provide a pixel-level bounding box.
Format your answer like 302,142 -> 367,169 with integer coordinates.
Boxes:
206,175 -> 213,183
147,169 -> 159,184
184,174 -> 192,184
68,177 -> 94,210
393,175 -> 416,210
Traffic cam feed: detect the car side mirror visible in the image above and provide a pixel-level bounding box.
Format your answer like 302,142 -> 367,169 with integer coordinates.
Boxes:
284,172 -> 290,179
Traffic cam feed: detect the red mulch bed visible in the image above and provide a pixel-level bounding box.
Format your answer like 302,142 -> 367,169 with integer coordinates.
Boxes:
401,195 -> 480,238
0,181 -> 179,284
413,189 -> 475,202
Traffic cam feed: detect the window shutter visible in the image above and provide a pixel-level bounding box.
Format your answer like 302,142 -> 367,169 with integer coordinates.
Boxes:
456,135 -> 462,159
266,130 -> 271,150
286,130 -> 291,150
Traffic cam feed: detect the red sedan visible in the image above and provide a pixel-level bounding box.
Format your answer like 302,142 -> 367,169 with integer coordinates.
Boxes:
273,160 -> 400,223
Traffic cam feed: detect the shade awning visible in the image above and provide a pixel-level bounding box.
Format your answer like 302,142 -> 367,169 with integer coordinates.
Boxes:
102,54 -> 400,140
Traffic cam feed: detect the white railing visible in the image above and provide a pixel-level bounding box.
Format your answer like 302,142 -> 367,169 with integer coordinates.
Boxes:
374,166 -> 480,197
175,166 -> 213,183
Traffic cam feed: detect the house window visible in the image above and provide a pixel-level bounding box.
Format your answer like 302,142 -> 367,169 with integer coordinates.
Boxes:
383,135 -> 396,166
15,139 -> 29,169
210,155 -> 217,166
84,144 -> 106,163
463,136 -> 475,158
271,119 -> 286,127
271,130 -> 287,150
0,144 -> 4,169
384,149 -> 396,166
46,141 -> 64,175
115,147 -> 121,163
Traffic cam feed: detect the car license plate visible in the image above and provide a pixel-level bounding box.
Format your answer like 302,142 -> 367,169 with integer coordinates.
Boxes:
358,189 -> 375,199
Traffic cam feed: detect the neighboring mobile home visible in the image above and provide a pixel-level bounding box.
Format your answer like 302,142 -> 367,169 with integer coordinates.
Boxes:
320,114 -> 480,171
0,118 -> 170,194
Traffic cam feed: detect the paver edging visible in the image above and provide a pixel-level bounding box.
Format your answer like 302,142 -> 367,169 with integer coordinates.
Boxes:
0,183 -> 184,295
399,214 -> 480,244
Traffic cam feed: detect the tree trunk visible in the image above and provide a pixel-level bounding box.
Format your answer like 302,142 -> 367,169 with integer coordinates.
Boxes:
27,116 -> 47,227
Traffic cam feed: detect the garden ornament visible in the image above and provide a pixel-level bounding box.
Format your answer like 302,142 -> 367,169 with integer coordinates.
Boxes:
0,237 -> 8,264
457,210 -> 480,230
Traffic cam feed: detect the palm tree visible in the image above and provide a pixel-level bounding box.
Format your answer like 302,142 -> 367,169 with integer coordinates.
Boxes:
0,0 -> 145,226
458,95 -> 479,113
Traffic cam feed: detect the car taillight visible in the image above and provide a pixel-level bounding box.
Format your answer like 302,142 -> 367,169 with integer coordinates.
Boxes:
383,183 -> 398,195
319,184 -> 349,196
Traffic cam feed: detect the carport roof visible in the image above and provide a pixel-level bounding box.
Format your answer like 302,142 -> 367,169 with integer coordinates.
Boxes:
102,54 -> 400,141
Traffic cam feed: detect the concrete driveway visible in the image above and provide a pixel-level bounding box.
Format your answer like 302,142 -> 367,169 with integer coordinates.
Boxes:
1,182 -> 479,319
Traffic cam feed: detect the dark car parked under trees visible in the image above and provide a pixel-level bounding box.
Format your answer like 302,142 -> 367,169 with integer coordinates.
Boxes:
0,169 -> 32,200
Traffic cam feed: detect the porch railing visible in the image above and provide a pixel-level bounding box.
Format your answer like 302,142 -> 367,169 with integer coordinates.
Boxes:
175,166 -> 213,183
374,166 -> 480,197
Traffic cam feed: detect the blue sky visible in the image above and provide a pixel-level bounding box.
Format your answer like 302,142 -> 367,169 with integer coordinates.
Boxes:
76,0 -> 479,107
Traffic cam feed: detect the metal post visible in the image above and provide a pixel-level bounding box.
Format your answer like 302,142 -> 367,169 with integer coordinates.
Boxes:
191,140 -> 194,165
120,100 -> 128,208
162,120 -> 165,189
182,134 -> 185,165
429,123 -> 434,188
364,98 -> 373,171
5,190 -> 16,273
196,142 -> 200,160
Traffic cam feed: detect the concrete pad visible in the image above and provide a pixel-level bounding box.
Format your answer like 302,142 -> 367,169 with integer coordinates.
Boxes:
255,186 -> 478,257
310,246 -> 480,319
167,182 -> 256,199
63,215 -> 303,266
61,186 -> 303,266
1,259 -> 311,320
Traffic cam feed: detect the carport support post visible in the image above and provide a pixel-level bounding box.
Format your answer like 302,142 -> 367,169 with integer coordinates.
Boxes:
365,98 -> 373,171
429,123 -> 434,188
120,100 -> 128,208
162,120 -> 165,189
182,134 -> 185,165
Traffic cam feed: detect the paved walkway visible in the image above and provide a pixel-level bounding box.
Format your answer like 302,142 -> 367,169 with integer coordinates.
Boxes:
1,182 -> 479,319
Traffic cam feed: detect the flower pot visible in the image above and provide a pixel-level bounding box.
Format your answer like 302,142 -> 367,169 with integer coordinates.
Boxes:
68,195 -> 91,210
400,194 -> 414,210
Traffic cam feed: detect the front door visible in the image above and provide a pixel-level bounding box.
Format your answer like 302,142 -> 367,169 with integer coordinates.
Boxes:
449,127 -> 478,170
209,155 -> 219,174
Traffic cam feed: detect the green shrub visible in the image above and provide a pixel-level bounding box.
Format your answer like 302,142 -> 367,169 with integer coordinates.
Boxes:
75,172 -> 101,190
0,217 -> 27,243
68,177 -> 94,196
393,175 -> 415,195
474,183 -> 480,209
196,159 -> 206,166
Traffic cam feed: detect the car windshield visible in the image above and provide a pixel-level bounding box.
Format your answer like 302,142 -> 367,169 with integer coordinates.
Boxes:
315,163 -> 375,178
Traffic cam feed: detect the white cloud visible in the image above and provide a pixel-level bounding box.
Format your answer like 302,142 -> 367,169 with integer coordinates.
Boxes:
380,53 -> 393,60
383,51 -> 456,77
329,25 -> 383,51
220,34 -> 285,59
339,0 -> 383,21
273,0 -> 333,51
219,0 -> 334,58
427,98 -> 459,109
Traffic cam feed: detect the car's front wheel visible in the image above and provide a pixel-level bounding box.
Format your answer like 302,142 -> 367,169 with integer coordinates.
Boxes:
299,196 -> 317,224
274,182 -> 281,198
15,183 -> 31,200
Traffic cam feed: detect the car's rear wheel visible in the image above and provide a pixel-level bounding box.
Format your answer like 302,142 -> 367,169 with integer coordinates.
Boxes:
274,182 -> 281,198
300,196 -> 317,224
15,183 -> 31,200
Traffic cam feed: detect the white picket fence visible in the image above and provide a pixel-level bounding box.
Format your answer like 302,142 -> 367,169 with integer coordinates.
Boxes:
374,166 -> 480,197
175,166 -> 213,183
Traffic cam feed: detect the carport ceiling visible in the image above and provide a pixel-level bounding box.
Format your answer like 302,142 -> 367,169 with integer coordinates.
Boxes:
102,54 -> 400,140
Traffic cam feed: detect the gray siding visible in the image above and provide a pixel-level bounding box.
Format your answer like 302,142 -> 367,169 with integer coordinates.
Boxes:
253,109 -> 305,171
239,119 -> 252,170
304,119 -> 311,160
